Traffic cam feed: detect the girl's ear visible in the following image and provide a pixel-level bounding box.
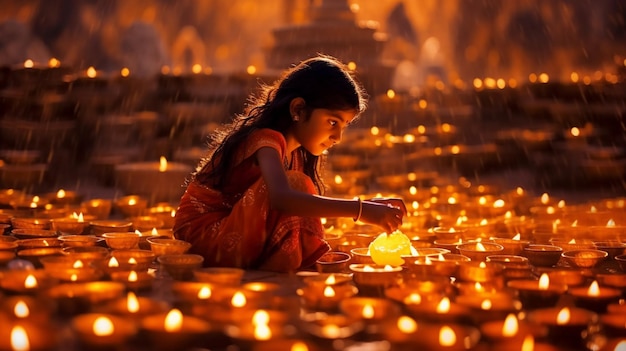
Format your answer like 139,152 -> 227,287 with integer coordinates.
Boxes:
289,97 -> 306,121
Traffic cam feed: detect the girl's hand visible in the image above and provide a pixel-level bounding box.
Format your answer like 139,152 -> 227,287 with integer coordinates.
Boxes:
360,197 -> 407,233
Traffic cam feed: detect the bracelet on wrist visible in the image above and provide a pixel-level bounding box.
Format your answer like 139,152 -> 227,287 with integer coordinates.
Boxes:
353,197 -> 363,222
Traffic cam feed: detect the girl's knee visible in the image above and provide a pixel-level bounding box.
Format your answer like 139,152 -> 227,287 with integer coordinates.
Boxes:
285,171 -> 316,194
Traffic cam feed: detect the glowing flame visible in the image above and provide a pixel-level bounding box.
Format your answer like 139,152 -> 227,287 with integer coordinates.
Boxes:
128,271 -> 138,282
522,335 -> 534,351
93,316 -> 115,336
128,257 -> 137,265
164,309 -> 183,332
151,228 -> 159,236
557,200 -> 566,209
70,274 -> 78,282
48,57 -> 60,68
323,285 -> 336,297
125,291 -> 140,313
14,301 -> 29,318
556,307 -> 570,325
371,126 -> 380,136
502,314 -> 519,337
570,127 -> 580,137
587,281 -> 600,297
57,189 -> 66,198
479,197 -> 487,205
475,282 -> 483,292
481,299 -> 492,310
476,242 -> 486,252
24,59 -> 34,68
362,304 -> 375,319
252,310 -> 270,325
73,260 -> 84,269
108,257 -> 119,267
231,291 -> 247,307
77,213 -> 84,222
479,262 -> 487,268
197,286 -> 211,299
254,323 -> 271,340
568,238 -> 576,244
321,324 -> 341,338
538,273 -> 550,290
607,219 -> 616,227
404,293 -> 422,304
86,66 -> 97,78
513,233 -> 521,240
540,193 -> 549,205
494,199 -> 505,208
159,156 -> 168,172
436,297 -> 451,313
291,342 -> 309,351
11,326 -> 30,351
128,198 -> 137,206
24,275 -> 37,289
386,89 -> 396,99
397,316 -> 418,333
439,326 -> 457,346
120,67 -> 130,77
246,65 -> 257,75
325,274 -> 337,285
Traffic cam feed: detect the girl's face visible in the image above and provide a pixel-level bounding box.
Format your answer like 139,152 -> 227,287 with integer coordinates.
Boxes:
293,108 -> 357,156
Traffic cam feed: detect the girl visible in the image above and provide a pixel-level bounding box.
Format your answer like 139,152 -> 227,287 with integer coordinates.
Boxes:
173,55 -> 407,272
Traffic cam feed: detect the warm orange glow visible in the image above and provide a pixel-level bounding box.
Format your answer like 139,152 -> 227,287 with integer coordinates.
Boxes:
418,99 -> 428,109
404,293 -> 422,304
125,291 -> 140,313
607,219 -> 616,227
570,72 -> 579,82
481,299 -> 492,310
14,301 -> 29,318
557,200 -> 566,209
370,126 -> 380,136
11,325 -> 30,351
473,78 -> 483,89
197,286 -> 211,299
324,274 -> 337,285
476,242 -> 486,252
254,323 -> 272,340
513,233 -> 521,240
538,73 -> 549,83
439,325 -> 456,346
108,257 -> 120,267
556,307 -> 570,325
57,189 -> 66,198
323,285 -> 336,297
479,196 -> 487,205
474,282 -> 483,292
522,335 -> 534,351
246,65 -> 257,75
587,281 -> 600,297
436,297 -> 451,313
493,199 -> 505,208
321,324 -> 341,338
540,193 -> 549,205
231,291 -> 247,307
386,89 -> 396,99
496,78 -> 506,89
568,238 -> 576,244
252,310 -> 270,325
417,125 -> 426,134
192,64 -> 202,74
72,260 -> 84,269
24,275 -> 37,289
450,145 -> 460,154
484,77 -> 496,88
334,175 -> 343,184
93,316 -> 115,336
538,273 -> 550,290
347,61 -> 357,71
48,57 -> 60,68
290,342 -> 309,351
128,198 -> 137,206
120,67 -> 130,77
128,271 -> 138,282
128,257 -> 137,265
570,127 -> 580,137
502,314 -> 519,337
87,66 -> 97,78
77,212 -> 84,222
362,304 -> 375,319
397,316 -> 418,333
24,59 -> 34,68
159,156 -> 168,172
164,309 -> 183,332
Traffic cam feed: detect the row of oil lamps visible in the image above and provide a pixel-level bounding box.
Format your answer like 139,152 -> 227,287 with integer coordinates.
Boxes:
1,185 -> 626,350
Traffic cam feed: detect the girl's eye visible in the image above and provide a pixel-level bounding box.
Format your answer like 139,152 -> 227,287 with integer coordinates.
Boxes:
329,120 -> 338,126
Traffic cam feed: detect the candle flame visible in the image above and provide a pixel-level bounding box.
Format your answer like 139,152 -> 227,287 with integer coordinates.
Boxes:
87,66 -> 97,78
93,316 -> 115,336
571,220 -> 578,227
14,301 -> 29,318
481,299 -> 492,310
254,323 -> 272,340
323,285 -> 336,297
24,275 -> 37,289
404,293 -> 422,304
57,189 -> 66,198
397,316 -> 418,333
479,196 -> 487,205
253,310 -> 270,325
587,281 -> 600,297
556,307 -> 570,325
476,242 -> 486,252
325,274 -> 336,285
479,262 -> 487,268
439,325 -> 457,346
197,286 -> 211,299
127,291 -> 140,313
108,257 -> 119,267
363,265 -> 375,272
521,335 -> 534,351
607,219 -> 616,227
11,326 -> 30,351
290,342 -> 309,351
512,233 -> 521,240
475,282 -> 483,292
322,324 -> 341,339
502,314 -> 519,337
334,175 -> 343,184
159,156 -> 168,172
538,273 -> 550,290
73,260 -> 84,269
436,297 -> 451,313
48,57 -> 60,68
557,200 -> 566,209
480,218 -> 489,225
70,274 -> 78,282
128,271 -> 138,282
128,198 -> 137,206
121,67 -> 130,77
568,238 -> 576,244
540,193 -> 549,205
151,228 -> 159,236
387,89 -> 396,98
362,304 -> 375,319
24,59 -> 34,68
516,187 -> 524,195
494,199 -> 505,208
231,291 -> 247,307
128,257 -> 137,265
164,309 -> 183,332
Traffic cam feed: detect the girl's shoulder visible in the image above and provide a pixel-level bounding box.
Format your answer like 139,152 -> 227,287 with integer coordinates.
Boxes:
248,128 -> 287,151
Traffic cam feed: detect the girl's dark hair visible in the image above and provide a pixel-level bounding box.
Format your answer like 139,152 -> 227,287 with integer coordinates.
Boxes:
192,54 -> 368,193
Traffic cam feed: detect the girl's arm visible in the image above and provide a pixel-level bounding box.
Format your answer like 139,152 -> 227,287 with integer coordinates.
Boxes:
257,147 -> 405,233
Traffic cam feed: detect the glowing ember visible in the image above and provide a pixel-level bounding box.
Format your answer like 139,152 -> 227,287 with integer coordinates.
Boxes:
439,325 -> 457,346
159,156 -> 168,172
11,326 -> 30,351
397,316 -> 418,333
93,316 -> 115,336
108,257 -> 120,267
538,273 -> 550,290
198,286 -> 211,299
587,281 -> 600,297
502,314 -> 519,337
164,309 -> 183,332
14,301 -> 29,318
436,297 -> 451,313
556,307 -> 570,325
126,292 -> 140,313
323,285 -> 336,297
231,291 -> 247,307
481,299 -> 492,310
362,304 -> 375,319
24,275 -> 37,289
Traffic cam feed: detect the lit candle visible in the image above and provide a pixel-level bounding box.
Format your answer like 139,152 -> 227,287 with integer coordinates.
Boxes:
140,308 -> 212,350
507,273 -> 568,310
72,313 -> 137,348
527,306 -> 597,349
568,280 -> 621,313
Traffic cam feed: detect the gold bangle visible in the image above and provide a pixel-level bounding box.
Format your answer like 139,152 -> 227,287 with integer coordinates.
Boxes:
353,197 -> 363,222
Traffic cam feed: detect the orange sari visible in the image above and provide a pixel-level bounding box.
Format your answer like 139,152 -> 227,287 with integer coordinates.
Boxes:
173,128 -> 329,272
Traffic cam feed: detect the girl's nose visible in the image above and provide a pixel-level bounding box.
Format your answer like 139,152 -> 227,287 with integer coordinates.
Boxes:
331,130 -> 343,144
